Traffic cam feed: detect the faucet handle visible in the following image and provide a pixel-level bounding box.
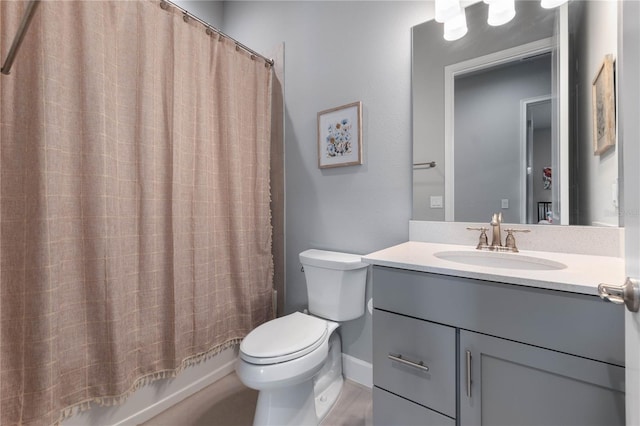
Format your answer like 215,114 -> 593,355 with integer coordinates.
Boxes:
467,226 -> 489,249
504,228 -> 531,234
503,228 -> 531,252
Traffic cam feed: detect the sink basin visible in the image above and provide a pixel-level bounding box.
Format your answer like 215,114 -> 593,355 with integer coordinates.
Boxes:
434,250 -> 567,271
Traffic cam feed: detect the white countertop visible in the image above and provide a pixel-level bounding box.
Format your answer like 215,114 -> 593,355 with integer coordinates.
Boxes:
362,241 -> 625,296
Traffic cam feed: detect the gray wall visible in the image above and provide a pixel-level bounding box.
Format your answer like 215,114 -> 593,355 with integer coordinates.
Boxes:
454,56 -> 551,223
175,0 -> 224,28
573,0 -> 618,226
412,1 -> 556,221
221,2 -> 428,362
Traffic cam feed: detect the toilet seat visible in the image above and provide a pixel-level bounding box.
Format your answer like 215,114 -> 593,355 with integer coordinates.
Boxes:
240,312 -> 328,365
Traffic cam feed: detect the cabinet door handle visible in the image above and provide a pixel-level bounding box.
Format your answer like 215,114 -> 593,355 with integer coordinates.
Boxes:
466,349 -> 472,398
387,353 -> 429,372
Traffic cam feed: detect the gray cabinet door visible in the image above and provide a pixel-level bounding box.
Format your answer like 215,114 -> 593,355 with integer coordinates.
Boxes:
459,330 -> 625,426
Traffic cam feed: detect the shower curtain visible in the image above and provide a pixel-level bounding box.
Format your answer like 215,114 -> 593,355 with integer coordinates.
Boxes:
0,1 -> 274,425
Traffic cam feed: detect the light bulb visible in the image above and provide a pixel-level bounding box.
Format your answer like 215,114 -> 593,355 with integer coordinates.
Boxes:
444,8 -> 468,41
487,0 -> 515,26
541,0 -> 568,9
435,0 -> 461,23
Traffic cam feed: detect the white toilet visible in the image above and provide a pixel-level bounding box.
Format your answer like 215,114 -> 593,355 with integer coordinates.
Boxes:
235,249 -> 368,426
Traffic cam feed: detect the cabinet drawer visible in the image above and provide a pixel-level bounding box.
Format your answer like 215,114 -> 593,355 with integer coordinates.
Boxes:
373,309 -> 456,418
373,387 -> 455,426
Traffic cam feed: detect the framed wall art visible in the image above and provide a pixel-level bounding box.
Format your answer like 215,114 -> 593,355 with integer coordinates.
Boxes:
592,54 -> 615,156
317,101 -> 362,169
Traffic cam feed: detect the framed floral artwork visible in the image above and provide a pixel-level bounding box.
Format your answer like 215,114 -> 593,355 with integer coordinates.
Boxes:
592,54 -> 615,156
317,101 -> 362,169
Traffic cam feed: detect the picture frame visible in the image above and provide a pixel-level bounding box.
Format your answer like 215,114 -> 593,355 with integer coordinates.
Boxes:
317,101 -> 362,169
592,54 -> 615,156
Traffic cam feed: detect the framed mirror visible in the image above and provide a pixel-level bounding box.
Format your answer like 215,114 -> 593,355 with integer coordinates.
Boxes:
412,0 -> 620,227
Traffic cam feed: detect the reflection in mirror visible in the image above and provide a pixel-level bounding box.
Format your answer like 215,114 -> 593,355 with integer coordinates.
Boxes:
412,0 -> 620,227
526,98 -> 553,224
453,53 -> 552,224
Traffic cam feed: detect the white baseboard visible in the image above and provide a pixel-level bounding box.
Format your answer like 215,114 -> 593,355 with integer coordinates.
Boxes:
63,346 -> 238,426
342,354 -> 372,389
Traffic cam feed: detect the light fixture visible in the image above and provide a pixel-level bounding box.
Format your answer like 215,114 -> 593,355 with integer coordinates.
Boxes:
435,0 -> 461,23
487,0 -> 515,26
440,0 -> 563,42
541,0 -> 568,9
444,8 -> 468,41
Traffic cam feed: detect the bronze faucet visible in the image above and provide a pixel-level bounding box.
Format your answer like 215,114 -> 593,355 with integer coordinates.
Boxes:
490,212 -> 503,248
467,212 -> 531,253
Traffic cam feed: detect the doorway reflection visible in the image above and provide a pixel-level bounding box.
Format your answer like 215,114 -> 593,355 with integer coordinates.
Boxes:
453,53 -> 551,224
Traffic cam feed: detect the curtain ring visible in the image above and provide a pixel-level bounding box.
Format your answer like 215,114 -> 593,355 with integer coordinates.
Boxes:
160,1 -> 169,10
250,54 -> 256,61
206,28 -> 213,36
183,13 -> 189,23
218,34 -> 224,42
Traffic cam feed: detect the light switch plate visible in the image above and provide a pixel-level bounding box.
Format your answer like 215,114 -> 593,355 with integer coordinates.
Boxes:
501,199 -> 509,209
430,196 -> 443,208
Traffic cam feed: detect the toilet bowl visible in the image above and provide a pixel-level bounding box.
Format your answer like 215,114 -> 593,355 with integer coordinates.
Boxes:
235,249 -> 368,426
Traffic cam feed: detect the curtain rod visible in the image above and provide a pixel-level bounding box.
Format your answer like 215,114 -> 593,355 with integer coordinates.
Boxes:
0,0 -> 273,75
159,0 -> 274,67
1,0 -> 41,75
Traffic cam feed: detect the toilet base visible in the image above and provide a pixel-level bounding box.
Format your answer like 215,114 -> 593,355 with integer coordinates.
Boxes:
253,380 -> 317,426
314,331 -> 343,421
315,374 -> 343,422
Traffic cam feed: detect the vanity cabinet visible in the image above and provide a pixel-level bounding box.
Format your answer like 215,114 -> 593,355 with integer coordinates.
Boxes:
372,266 -> 625,426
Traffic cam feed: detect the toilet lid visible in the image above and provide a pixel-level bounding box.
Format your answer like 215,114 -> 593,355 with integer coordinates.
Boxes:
240,312 -> 328,364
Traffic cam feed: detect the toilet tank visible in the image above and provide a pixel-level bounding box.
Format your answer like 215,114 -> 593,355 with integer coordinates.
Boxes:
299,249 -> 368,321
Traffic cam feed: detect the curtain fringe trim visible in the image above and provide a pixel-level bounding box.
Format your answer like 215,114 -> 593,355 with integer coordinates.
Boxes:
53,338 -> 243,426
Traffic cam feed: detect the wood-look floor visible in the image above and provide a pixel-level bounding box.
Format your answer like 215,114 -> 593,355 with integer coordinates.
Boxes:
141,372 -> 372,426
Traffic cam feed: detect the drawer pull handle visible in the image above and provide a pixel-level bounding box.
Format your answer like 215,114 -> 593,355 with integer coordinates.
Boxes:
387,353 -> 429,372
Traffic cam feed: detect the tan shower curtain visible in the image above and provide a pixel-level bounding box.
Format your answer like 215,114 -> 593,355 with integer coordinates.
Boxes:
0,1 -> 274,425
